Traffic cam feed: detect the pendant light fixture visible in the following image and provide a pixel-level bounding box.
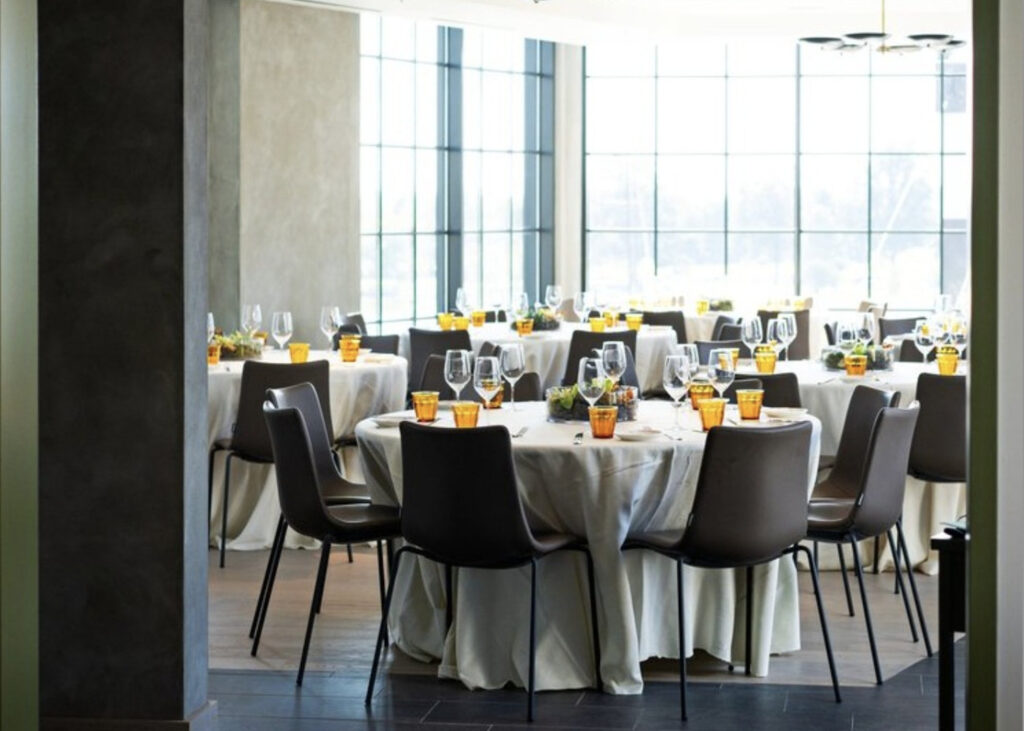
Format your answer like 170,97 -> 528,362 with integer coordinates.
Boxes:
799,0 -> 966,54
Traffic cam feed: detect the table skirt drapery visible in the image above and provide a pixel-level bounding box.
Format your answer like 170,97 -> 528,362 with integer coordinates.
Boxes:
356,402 -> 821,694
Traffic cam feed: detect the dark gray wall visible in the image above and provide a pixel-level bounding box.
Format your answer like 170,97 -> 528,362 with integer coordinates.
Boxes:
38,1 -> 213,727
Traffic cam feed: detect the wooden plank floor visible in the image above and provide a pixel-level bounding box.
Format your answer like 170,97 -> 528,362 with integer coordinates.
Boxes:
209,543 -> 938,689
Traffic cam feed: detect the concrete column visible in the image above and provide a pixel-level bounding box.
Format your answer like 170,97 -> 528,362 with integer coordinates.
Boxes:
37,1 -> 214,728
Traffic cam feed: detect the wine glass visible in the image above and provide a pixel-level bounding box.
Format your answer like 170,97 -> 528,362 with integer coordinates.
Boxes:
948,313 -> 969,358
677,343 -> 700,378
663,354 -> 691,440
206,312 -> 215,343
473,357 -> 502,421
514,292 -> 530,319
577,357 -> 607,409
835,322 -> 857,353
241,304 -> 262,337
444,349 -> 472,402
913,321 -> 936,361
545,285 -> 563,312
855,312 -> 875,347
455,287 -> 470,316
319,306 -> 341,349
765,318 -> 788,356
490,300 -> 504,325
601,341 -> 627,388
499,344 -> 526,411
779,313 -> 798,359
271,311 -> 293,349
708,348 -> 735,399
573,291 -> 593,323
740,318 -> 763,366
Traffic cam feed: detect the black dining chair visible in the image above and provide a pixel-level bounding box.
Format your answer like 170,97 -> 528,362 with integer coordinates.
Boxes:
878,316 -> 924,341
717,324 -> 751,358
408,328 -> 472,395
504,372 -> 543,402
623,421 -> 839,720
755,372 -> 803,408
484,310 -> 508,323
824,321 -> 837,347
208,360 -> 333,568
909,373 -> 966,484
709,314 -> 738,341
360,334 -> 399,355
757,309 -> 810,360
642,310 -> 688,344
561,330 -> 639,389
419,352 -> 543,404
807,403 -> 930,686
694,339 -> 743,366
262,399 -> 402,686
343,311 -> 369,335
249,383 -> 391,658
365,423 -> 602,721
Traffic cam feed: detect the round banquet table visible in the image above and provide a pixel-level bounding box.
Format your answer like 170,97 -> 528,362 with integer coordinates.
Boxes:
207,349 -> 407,551
760,359 -> 967,574
397,322 -> 678,395
355,400 -> 822,694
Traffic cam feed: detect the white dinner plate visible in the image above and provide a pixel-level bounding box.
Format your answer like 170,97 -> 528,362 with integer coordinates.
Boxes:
373,413 -> 416,428
615,425 -> 663,442
761,407 -> 808,419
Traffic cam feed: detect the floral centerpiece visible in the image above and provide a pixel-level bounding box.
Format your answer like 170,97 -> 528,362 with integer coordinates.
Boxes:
821,343 -> 893,371
546,382 -> 638,422
213,330 -> 264,360
708,298 -> 734,312
509,308 -> 561,331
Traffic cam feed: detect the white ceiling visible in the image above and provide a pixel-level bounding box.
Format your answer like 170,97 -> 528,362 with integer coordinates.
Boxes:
283,0 -> 971,46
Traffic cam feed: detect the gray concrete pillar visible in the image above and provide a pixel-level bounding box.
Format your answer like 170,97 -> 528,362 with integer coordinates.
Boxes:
37,1 -> 214,728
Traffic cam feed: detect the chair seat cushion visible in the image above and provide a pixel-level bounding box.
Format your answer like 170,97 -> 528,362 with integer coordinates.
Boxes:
807,499 -> 855,537
321,475 -> 370,506
530,531 -> 585,556
810,475 -> 858,501
325,504 -> 402,543
622,530 -> 684,554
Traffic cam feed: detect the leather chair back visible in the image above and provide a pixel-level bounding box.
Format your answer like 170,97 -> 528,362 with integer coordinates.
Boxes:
399,422 -> 536,566
756,372 -> 803,408
418,354 -> 457,400
679,422 -> 813,567
642,310 -> 688,344
878,317 -> 923,340
851,403 -> 920,538
562,330 -> 639,388
231,360 -> 332,461
505,372 -> 543,402
262,402 -> 336,540
710,314 -> 738,341
824,386 -> 901,500
343,312 -> 368,335
265,383 -> 338,486
909,373 -> 966,482
408,328 -> 472,393
361,334 -> 399,355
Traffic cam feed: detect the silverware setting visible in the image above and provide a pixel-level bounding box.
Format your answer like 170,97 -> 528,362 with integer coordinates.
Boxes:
573,431 -> 584,445
511,426 -> 529,438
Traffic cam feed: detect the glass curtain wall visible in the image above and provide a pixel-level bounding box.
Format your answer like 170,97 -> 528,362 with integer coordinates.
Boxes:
360,15 -> 552,331
584,42 -> 969,311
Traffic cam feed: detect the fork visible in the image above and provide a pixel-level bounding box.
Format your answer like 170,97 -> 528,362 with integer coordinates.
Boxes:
573,431 -> 584,445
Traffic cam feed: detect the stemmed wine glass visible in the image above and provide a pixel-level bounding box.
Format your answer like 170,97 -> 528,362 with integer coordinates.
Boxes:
676,343 -> 700,378
207,312 -> 216,343
271,311 -> 293,349
778,313 -> 798,359
319,306 -> 341,349
948,313 -> 969,360
855,312 -> 875,347
241,304 -> 262,337
573,291 -> 594,323
545,285 -> 563,312
455,287 -> 470,316
473,357 -> 502,422
740,318 -> 763,367
499,344 -> 526,411
601,341 -> 627,389
913,321 -> 936,361
663,354 -> 691,440
708,348 -> 735,400
577,357 -> 607,412
835,322 -> 857,354
514,292 -> 530,319
444,349 -> 472,402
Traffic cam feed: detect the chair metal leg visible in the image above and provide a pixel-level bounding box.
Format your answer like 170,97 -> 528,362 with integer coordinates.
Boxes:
314,544 -> 332,616
250,514 -> 286,646
897,519 -> 933,657
836,543 -> 855,616
677,560 -> 688,721
376,541 -> 389,647
796,545 -> 842,703
888,528 -> 919,643
220,454 -> 233,568
207,447 -> 219,543
366,548 -> 405,704
528,558 -> 537,723
583,548 -> 603,692
745,565 -> 753,676
873,535 -> 881,574
849,535 -> 883,685
444,563 -> 453,634
297,540 -> 332,686
347,543 -> 354,563
813,540 -> 819,567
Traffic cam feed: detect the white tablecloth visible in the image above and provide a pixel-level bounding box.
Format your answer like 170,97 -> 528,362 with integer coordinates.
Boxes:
208,350 -> 407,551
356,401 -> 822,694
762,359 -> 966,574
398,323 -> 678,395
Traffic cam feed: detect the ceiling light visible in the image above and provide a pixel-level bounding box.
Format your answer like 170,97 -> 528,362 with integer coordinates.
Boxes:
799,0 -> 965,55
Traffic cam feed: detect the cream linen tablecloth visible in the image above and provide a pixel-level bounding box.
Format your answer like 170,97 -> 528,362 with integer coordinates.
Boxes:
356,401 -> 821,694
398,323 -> 678,395
208,350 -> 407,551
761,359 -> 967,574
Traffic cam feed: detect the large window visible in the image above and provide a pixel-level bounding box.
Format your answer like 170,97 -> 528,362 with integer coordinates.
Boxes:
584,42 -> 969,310
360,16 -> 553,332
